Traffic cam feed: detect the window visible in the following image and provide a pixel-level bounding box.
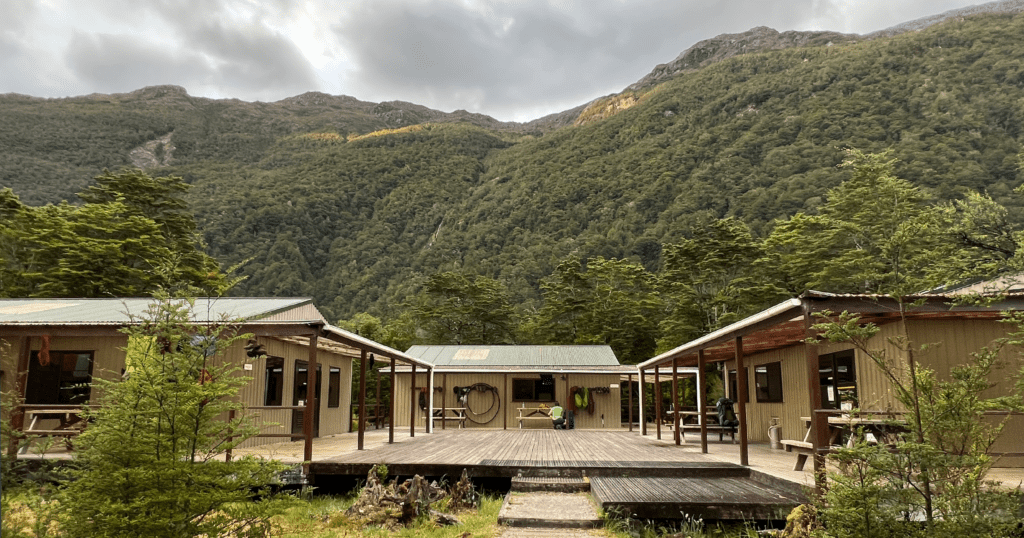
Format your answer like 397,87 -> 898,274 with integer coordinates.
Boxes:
26,351 -> 94,405
328,367 -> 341,408
264,356 -> 284,406
819,350 -> 857,409
728,367 -> 749,403
754,362 -> 783,403
512,378 -> 555,402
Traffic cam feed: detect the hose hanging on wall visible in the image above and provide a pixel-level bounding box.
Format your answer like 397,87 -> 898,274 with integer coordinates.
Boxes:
452,383 -> 501,425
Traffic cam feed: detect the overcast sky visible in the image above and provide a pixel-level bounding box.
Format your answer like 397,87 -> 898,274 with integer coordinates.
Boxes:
0,0 -> 991,122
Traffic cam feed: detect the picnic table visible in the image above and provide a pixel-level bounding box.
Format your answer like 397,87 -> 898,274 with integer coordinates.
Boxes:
432,407 -> 468,429
783,415 -> 906,470
517,407 -> 552,428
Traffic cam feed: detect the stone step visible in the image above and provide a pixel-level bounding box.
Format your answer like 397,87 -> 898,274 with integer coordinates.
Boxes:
511,475 -> 591,493
498,491 -> 603,529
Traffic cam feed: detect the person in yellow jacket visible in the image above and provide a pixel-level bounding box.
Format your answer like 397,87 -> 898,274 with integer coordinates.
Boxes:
551,403 -> 566,429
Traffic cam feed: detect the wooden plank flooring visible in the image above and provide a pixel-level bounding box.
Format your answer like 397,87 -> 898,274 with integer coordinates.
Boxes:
591,476 -> 803,520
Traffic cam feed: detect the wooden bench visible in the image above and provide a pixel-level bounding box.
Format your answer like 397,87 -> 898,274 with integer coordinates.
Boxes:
680,424 -> 737,443
781,440 -> 814,471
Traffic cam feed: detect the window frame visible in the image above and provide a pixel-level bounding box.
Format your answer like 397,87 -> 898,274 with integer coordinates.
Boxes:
263,356 -> 284,406
511,377 -> 555,403
754,362 -> 784,403
327,366 -> 341,408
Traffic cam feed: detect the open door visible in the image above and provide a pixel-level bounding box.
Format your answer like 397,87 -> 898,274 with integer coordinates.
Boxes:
819,350 -> 858,409
26,350 -> 94,405
291,360 -> 322,437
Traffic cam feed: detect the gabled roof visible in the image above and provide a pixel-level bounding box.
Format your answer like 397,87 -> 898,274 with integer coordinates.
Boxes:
0,297 -> 321,325
405,345 -> 620,368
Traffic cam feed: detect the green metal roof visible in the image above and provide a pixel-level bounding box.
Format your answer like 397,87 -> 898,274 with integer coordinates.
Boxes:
0,297 -> 317,325
404,345 -> 620,367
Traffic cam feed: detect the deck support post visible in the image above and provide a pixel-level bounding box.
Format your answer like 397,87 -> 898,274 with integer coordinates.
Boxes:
389,357 -> 396,444
503,374 -> 508,430
442,373 -> 447,430
7,336 -> 31,457
639,369 -> 646,435
358,348 -> 367,450
627,374 -> 633,432
698,349 -> 708,454
672,358 -> 681,445
735,336 -> 748,466
427,368 -> 434,433
803,300 -> 826,490
410,363 -> 417,437
303,331 -> 319,467
375,363 -> 382,429
655,367 -> 662,440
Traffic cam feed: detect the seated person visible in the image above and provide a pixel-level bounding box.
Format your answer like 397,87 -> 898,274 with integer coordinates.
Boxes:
550,403 -> 566,429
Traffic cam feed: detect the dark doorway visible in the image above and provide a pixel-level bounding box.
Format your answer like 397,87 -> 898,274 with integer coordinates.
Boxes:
26,351 -> 94,405
819,350 -> 857,409
291,360 -> 322,437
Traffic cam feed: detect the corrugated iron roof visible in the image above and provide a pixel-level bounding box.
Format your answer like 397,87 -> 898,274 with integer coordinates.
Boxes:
0,297 -> 317,325
404,345 -> 620,367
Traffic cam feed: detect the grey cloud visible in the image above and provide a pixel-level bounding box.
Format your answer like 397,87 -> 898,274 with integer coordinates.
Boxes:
63,21 -> 319,100
333,0 -> 834,120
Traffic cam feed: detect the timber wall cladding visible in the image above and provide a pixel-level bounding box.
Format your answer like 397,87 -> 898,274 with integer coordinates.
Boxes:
724,340 -> 852,443
232,337 -> 353,448
392,372 -> 622,429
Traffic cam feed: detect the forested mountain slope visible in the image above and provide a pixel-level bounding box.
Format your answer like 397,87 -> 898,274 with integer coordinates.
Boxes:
2,12 -> 1024,321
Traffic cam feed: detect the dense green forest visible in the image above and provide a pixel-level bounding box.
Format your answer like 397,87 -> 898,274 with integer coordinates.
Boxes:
2,13 -> 1024,347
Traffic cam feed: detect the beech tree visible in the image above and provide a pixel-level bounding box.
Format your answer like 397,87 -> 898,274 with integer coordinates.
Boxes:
533,256 -> 662,364
408,271 -> 518,345
762,150 -> 945,294
0,170 -> 230,298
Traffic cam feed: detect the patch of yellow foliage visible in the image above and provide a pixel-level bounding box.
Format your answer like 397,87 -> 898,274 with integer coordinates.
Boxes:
347,124 -> 427,142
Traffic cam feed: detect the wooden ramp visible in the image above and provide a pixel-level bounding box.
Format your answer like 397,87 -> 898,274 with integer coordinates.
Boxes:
591,473 -> 804,521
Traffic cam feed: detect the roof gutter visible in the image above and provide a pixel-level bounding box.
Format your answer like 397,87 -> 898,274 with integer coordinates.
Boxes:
321,324 -> 433,369
636,298 -> 803,371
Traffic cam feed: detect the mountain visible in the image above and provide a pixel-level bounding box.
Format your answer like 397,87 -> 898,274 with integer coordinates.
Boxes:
2,8 -> 1024,321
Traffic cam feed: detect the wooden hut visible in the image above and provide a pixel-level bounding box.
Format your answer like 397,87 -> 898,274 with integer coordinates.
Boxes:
0,297 -> 433,457
387,345 -> 633,430
636,291 -> 1024,469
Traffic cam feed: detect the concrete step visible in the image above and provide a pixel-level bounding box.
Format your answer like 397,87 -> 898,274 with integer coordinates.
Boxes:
498,491 -> 603,529
511,475 -> 591,493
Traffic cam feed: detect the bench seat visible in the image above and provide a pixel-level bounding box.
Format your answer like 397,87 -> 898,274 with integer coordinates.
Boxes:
679,424 -> 737,443
780,439 -> 814,471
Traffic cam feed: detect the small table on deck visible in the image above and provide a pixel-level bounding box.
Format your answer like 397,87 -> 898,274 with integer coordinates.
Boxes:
517,407 -> 552,429
432,407 -> 468,429
19,408 -> 83,454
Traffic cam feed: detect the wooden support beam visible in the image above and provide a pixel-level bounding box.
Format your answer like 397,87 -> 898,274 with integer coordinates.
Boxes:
303,332 -> 319,466
389,357 -> 396,444
803,301 -> 826,490
442,373 -> 447,430
697,348 -> 708,454
655,367 -> 662,440
410,363 -> 417,438
735,336 -> 748,467
503,374 -> 508,430
375,361 -> 382,429
7,337 -> 31,457
627,374 -> 633,433
672,358 -> 680,445
640,369 -> 647,436
357,348 -> 367,450
427,368 -> 434,434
